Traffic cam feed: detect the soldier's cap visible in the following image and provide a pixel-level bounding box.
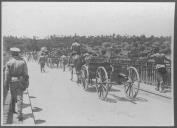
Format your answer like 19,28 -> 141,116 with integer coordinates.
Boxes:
83,53 -> 89,56
10,47 -> 21,52
72,42 -> 80,46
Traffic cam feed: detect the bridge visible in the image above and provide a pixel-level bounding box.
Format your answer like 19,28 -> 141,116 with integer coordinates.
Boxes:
2,58 -> 173,126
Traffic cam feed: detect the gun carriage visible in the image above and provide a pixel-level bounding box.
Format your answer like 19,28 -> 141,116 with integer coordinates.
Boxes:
80,57 -> 140,100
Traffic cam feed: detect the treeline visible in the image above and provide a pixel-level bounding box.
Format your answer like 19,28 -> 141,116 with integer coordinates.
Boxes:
3,34 -> 171,60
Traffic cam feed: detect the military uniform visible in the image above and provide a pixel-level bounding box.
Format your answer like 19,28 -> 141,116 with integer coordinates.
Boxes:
71,42 -> 81,55
148,48 -> 171,92
4,47 -> 29,121
61,55 -> 68,71
69,42 -> 83,82
38,52 -> 46,72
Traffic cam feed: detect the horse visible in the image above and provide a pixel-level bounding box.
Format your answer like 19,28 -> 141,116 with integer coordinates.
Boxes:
69,53 -> 85,83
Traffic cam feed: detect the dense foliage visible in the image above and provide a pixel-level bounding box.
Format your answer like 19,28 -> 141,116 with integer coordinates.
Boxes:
3,34 -> 171,60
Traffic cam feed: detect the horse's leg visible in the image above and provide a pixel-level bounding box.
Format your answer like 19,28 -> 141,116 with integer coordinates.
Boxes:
40,64 -> 42,72
76,71 -> 79,83
63,63 -> 64,71
43,64 -> 45,72
79,70 -> 82,84
71,67 -> 73,80
76,70 -> 82,84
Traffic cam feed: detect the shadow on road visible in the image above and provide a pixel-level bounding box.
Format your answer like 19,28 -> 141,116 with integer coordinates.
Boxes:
22,103 -> 31,109
35,119 -> 46,125
41,71 -> 49,73
23,113 -> 33,120
32,107 -> 42,112
163,89 -> 171,93
132,97 -> 148,102
29,96 -> 37,99
86,87 -> 97,93
110,88 -> 121,92
105,97 -> 117,103
109,94 -> 148,104
109,94 -> 137,104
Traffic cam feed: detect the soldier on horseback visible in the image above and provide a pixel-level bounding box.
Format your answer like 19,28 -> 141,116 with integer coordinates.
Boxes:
69,42 -> 84,83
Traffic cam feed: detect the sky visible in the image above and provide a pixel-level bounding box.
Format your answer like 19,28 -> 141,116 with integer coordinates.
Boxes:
2,2 -> 175,38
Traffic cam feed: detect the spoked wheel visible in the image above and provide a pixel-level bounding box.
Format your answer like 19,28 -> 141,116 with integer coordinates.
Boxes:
81,65 -> 89,91
96,66 -> 109,100
124,66 -> 140,99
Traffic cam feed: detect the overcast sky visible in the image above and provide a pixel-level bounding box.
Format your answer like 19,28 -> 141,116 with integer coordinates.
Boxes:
2,2 -> 175,38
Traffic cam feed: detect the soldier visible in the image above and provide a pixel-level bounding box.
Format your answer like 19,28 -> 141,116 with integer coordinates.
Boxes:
4,47 -> 29,121
61,55 -> 68,72
69,42 -> 81,69
147,47 -> 171,92
99,49 -> 108,62
38,52 -> 46,72
71,42 -> 81,55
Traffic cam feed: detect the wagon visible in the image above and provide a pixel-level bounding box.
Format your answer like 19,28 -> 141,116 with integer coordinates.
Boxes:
47,57 -> 60,68
80,56 -> 140,100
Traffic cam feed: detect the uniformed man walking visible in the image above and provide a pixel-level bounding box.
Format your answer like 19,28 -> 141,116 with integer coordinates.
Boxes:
147,47 -> 171,92
38,52 -> 46,72
60,55 -> 67,71
4,47 -> 29,121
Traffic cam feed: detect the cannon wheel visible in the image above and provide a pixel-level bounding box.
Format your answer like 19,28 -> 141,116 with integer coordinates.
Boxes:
124,66 -> 140,99
96,66 -> 109,100
81,65 -> 89,91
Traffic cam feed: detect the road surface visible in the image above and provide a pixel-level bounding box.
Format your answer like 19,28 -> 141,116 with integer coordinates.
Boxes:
24,61 -> 174,126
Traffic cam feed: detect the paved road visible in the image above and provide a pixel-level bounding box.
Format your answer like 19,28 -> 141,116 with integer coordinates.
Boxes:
25,61 -> 173,126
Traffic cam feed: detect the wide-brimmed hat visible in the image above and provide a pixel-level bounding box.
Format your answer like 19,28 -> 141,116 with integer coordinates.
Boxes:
10,47 -> 21,52
61,55 -> 66,58
41,47 -> 47,51
72,42 -> 80,46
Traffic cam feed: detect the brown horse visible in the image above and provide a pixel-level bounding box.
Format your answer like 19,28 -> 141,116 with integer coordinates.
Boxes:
69,53 -> 85,83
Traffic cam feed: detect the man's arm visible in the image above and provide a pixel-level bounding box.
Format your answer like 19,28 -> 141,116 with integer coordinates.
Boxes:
23,60 -> 28,75
38,56 -> 41,64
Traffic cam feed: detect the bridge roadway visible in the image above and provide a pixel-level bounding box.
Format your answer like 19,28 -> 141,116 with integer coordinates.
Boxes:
4,61 -> 174,126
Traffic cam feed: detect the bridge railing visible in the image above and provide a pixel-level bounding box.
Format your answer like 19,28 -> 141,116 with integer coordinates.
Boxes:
137,62 -> 171,88
110,59 -> 171,88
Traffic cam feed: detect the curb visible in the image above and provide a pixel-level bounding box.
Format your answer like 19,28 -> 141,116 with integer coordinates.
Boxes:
3,90 -> 12,124
3,90 -> 35,125
139,88 -> 172,99
139,83 -> 172,99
